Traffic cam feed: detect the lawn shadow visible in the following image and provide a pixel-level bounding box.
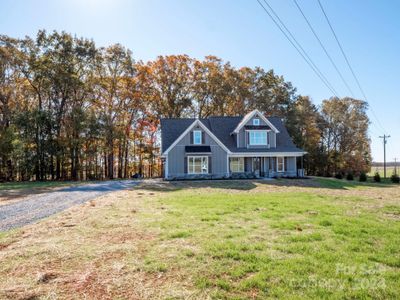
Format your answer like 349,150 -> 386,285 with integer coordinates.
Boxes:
265,177 -> 397,190
0,187 -> 58,204
138,179 -> 259,192
138,177 -> 398,193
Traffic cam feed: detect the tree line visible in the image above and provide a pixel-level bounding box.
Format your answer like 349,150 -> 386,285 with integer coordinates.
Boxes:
0,30 -> 371,181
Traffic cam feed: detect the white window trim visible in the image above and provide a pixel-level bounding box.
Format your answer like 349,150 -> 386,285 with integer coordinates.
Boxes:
229,157 -> 244,173
248,130 -> 268,146
187,156 -> 208,174
231,109 -> 279,134
193,130 -> 202,145
253,118 -> 260,126
277,157 -> 285,172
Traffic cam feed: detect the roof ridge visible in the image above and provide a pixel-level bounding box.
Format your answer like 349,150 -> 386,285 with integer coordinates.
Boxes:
208,115 -> 243,118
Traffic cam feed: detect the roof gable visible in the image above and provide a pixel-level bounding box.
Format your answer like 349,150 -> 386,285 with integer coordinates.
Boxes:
161,119 -> 231,156
160,113 -> 304,154
232,110 -> 279,134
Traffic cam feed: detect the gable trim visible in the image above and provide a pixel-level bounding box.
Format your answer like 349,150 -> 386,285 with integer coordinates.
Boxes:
162,119 -> 232,156
232,109 -> 279,134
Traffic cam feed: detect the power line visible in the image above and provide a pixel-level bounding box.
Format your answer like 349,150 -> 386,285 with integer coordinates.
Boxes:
255,0 -> 340,97
293,0 -> 355,97
317,0 -> 386,133
260,0 -> 340,97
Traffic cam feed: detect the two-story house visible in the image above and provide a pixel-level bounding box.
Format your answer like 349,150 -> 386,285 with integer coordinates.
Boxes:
160,109 -> 306,180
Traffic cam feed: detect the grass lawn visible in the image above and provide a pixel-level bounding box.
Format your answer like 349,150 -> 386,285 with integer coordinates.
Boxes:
0,178 -> 399,299
369,166 -> 397,177
0,180 -> 80,191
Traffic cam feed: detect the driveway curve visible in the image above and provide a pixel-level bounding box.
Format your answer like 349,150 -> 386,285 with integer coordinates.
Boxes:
0,180 -> 139,231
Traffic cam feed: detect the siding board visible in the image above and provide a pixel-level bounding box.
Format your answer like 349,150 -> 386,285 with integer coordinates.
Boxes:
167,129 -> 227,178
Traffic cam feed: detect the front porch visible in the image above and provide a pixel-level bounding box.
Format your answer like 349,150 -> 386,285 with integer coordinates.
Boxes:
228,156 -> 305,178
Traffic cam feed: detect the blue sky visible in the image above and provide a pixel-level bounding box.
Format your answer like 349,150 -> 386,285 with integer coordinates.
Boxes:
1,0 -> 398,162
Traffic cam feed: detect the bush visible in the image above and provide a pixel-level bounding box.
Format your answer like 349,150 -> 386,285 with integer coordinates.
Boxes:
335,173 -> 343,179
373,172 -> 381,182
359,172 -> 367,182
346,173 -> 354,181
391,173 -> 400,183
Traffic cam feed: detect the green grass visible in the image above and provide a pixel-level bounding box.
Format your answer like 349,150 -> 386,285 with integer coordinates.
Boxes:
1,179 -> 399,299
369,166 -> 397,177
315,176 -> 394,188
139,183 -> 400,299
0,180 -> 79,191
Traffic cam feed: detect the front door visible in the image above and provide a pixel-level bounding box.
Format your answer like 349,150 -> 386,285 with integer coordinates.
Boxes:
252,157 -> 260,177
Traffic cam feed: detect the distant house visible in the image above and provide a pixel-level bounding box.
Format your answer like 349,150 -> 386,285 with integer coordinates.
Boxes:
160,109 -> 306,180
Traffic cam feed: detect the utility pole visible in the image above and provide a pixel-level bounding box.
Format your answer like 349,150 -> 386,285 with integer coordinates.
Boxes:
379,134 -> 390,178
394,158 -> 398,176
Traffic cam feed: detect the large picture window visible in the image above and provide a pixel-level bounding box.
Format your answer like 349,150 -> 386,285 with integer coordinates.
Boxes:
230,157 -> 244,173
193,130 -> 202,144
277,157 -> 284,172
188,156 -> 208,174
249,130 -> 267,145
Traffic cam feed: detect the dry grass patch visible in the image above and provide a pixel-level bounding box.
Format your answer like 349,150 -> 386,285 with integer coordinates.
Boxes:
0,178 -> 400,299
0,187 -> 193,299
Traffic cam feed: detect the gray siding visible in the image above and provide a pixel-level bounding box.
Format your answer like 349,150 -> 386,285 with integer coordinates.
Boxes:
267,156 -> 297,177
238,127 -> 246,148
269,131 -> 276,148
286,157 -> 296,171
167,125 -> 228,178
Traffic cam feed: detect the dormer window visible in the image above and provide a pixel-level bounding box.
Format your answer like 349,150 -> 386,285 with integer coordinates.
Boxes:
249,130 -> 267,145
253,118 -> 260,126
193,130 -> 202,144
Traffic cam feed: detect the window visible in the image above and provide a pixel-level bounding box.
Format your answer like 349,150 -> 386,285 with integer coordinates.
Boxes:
188,156 -> 208,174
277,157 -> 284,172
230,157 -> 244,173
193,130 -> 202,144
253,118 -> 260,126
249,131 -> 267,145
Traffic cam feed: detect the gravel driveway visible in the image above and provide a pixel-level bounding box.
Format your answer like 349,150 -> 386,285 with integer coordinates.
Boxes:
0,180 -> 139,231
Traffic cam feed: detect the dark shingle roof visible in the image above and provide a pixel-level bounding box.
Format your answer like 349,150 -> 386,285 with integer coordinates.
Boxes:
160,115 -> 303,153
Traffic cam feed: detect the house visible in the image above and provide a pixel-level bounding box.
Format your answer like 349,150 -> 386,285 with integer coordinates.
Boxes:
160,109 -> 306,180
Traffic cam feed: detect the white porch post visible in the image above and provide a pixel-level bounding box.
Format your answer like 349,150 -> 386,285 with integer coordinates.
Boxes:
226,155 -> 229,176
165,156 -> 169,179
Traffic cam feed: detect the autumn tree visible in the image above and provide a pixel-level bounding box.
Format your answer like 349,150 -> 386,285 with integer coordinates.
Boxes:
92,44 -> 137,179
139,55 -> 193,119
0,36 -> 19,180
0,30 -> 372,181
286,96 -> 324,174
320,97 -> 371,175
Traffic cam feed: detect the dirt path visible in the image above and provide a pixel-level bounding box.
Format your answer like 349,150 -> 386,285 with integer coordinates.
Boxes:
0,180 -> 139,231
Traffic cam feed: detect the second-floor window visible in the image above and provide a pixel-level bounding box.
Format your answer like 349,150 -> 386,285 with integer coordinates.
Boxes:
193,130 -> 202,144
249,130 -> 267,145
